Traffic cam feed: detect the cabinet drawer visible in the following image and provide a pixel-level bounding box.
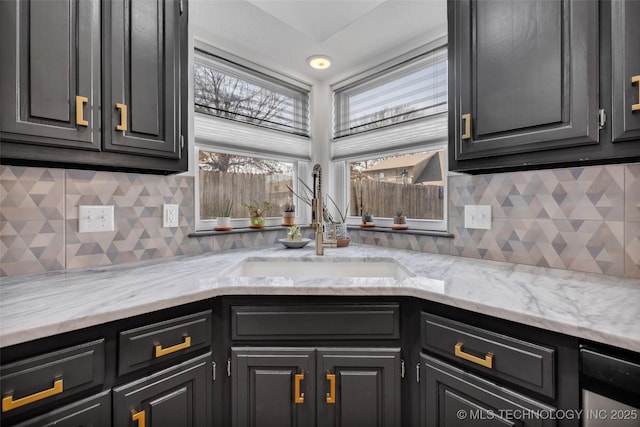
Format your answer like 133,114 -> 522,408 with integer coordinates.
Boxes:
12,390 -> 111,427
118,311 -> 212,375
0,340 -> 105,416
420,313 -> 555,398
231,304 -> 400,340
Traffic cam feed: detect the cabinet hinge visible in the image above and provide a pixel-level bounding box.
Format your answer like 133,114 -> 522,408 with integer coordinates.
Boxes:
178,0 -> 183,15
598,109 -> 607,130
416,363 -> 420,383
401,359 -> 405,379
212,361 -> 216,381
227,358 -> 232,377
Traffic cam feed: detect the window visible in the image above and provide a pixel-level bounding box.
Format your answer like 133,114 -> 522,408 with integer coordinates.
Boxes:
194,49 -> 310,137
198,149 -> 296,225
349,150 -> 445,222
334,47 -> 447,138
332,40 -> 448,231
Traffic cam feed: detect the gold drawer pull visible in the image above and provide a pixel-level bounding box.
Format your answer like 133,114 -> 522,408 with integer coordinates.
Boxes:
294,373 -> 305,404
455,342 -> 494,369
2,379 -> 63,412
155,335 -> 191,358
461,113 -> 471,139
76,96 -> 89,127
326,373 -> 336,404
132,409 -> 145,427
632,75 -> 640,112
115,103 -> 127,131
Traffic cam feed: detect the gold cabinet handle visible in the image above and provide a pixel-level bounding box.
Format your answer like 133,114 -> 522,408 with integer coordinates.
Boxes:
454,342 -> 493,369
326,373 -> 336,404
76,96 -> 89,127
115,103 -> 127,131
132,409 -> 145,427
2,379 -> 63,412
294,373 -> 305,404
632,75 -> 640,112
155,335 -> 191,358
461,113 -> 471,139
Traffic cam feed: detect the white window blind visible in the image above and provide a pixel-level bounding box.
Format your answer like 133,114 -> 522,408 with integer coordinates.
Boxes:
334,46 -> 447,138
194,48 -> 310,137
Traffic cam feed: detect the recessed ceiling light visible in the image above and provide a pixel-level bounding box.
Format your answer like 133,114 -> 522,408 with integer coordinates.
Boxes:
308,55 -> 332,70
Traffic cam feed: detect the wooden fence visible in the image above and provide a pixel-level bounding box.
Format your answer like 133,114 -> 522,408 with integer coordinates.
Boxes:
201,171 -> 443,221
350,179 -> 443,220
200,171 -> 292,219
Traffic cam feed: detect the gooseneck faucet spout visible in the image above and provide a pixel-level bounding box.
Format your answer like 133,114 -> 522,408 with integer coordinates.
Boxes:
312,164 -> 324,255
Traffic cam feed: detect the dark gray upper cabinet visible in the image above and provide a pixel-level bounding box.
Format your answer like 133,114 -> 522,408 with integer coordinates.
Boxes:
448,0 -> 640,173
0,0 -> 188,174
103,0 -> 180,159
0,0 -> 101,150
610,0 -> 640,143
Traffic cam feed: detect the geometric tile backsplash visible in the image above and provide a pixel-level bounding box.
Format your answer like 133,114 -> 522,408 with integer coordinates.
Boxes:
2,162 -> 640,278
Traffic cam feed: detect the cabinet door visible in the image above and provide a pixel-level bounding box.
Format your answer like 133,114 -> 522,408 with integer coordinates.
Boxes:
420,354 -> 555,427
0,0 -> 100,150
449,0 -> 598,165
103,0 -> 181,159
231,347 -> 316,427
317,348 -> 401,427
13,391 -> 110,427
113,353 -> 211,427
611,0 -> 640,143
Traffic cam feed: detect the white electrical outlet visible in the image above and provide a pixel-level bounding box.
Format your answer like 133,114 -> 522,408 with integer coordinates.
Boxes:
163,204 -> 179,228
79,205 -> 114,233
464,205 -> 492,230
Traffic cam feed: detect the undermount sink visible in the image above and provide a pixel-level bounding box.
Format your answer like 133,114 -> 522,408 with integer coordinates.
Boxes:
222,256 -> 415,278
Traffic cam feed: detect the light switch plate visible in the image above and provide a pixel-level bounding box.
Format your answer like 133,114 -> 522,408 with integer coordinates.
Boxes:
163,204 -> 179,228
79,205 -> 114,233
464,205 -> 492,230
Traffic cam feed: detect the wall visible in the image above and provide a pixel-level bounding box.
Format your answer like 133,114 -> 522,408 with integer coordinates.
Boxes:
1,162 -> 639,278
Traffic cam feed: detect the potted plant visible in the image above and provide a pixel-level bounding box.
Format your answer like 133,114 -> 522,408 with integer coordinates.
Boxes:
245,201 -> 271,228
287,225 -> 302,241
361,211 -> 374,226
392,209 -> 408,230
214,198 -> 234,231
282,202 -> 296,226
287,180 -> 351,247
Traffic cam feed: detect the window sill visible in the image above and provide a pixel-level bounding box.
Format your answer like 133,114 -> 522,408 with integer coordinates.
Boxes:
189,225 -> 452,239
189,225 -> 309,238
350,226 -> 453,238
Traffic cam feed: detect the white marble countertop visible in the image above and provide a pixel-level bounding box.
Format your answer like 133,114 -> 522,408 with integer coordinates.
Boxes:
1,244 -> 639,352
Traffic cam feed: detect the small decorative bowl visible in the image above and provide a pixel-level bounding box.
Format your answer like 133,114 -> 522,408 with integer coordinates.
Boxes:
278,238 -> 311,249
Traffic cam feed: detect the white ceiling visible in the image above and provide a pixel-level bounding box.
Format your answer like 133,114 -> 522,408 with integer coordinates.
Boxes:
190,0 -> 447,85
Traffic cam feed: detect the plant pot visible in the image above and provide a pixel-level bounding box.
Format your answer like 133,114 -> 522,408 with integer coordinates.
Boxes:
282,211 -> 295,226
249,216 -> 265,228
393,216 -> 407,225
325,223 -> 349,246
215,216 -> 232,231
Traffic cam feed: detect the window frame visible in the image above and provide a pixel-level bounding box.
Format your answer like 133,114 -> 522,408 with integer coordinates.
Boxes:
339,143 -> 448,232
331,39 -> 449,232
194,145 -> 308,231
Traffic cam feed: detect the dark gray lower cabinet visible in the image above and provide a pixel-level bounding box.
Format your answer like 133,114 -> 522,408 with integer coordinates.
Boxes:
113,353 -> 212,427
231,347 -> 401,427
12,391 -> 111,427
421,354 -> 556,427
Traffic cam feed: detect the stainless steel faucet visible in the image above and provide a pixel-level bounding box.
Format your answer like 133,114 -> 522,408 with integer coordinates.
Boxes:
311,164 -> 324,255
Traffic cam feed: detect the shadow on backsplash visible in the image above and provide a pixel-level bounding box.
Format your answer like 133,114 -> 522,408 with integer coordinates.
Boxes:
1,163 -> 639,278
